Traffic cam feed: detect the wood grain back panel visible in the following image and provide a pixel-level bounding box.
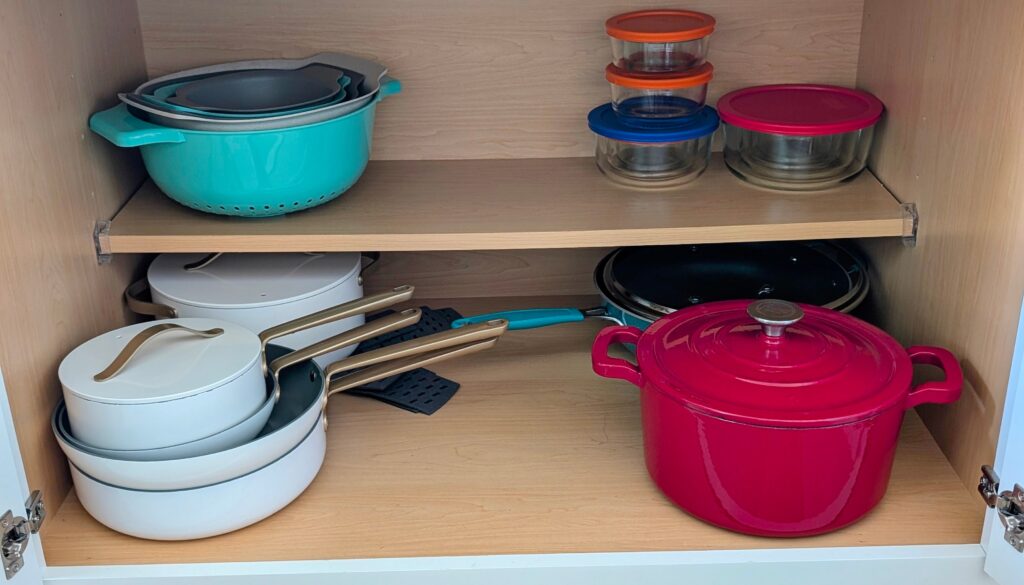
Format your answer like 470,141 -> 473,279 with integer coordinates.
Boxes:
0,1 -> 147,516
363,249 -> 608,299
136,0 -> 864,160
857,0 -> 1024,493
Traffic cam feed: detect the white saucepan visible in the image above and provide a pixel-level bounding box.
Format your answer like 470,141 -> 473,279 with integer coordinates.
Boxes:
126,252 -> 378,367
53,307 -> 424,486
58,285 -> 412,452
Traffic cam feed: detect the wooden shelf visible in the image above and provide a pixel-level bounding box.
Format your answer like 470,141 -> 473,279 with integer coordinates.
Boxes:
104,156 -> 908,254
44,296 -> 980,567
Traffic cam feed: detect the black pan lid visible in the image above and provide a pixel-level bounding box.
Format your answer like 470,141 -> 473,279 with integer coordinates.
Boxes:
598,241 -> 866,320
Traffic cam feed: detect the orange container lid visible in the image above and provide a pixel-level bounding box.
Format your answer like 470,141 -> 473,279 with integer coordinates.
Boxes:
606,10 -> 716,43
605,62 -> 714,90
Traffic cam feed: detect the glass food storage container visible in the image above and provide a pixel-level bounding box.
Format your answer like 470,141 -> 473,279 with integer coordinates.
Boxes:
606,62 -> 713,122
606,9 -> 716,73
717,85 -> 884,190
588,103 -> 719,188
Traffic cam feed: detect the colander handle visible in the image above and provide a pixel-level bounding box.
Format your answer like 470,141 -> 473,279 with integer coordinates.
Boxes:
89,104 -> 186,148
379,76 -> 401,98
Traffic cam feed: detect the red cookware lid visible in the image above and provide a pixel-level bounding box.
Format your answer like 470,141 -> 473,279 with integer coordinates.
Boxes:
605,62 -> 714,89
606,10 -> 716,43
717,84 -> 884,136
636,299 -> 913,428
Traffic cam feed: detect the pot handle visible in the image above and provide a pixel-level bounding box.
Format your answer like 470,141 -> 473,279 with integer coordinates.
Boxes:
326,318 -> 508,377
318,319 -> 508,427
591,326 -> 644,388
904,346 -> 964,409
89,103 -> 186,148
93,323 -> 223,382
257,285 -> 415,374
267,308 -> 423,402
124,279 -> 178,319
452,308 -> 586,331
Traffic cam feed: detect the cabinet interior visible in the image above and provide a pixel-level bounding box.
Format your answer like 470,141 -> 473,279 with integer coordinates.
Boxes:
1,0 -> 1020,566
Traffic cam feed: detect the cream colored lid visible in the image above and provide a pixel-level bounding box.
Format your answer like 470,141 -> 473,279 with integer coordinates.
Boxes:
58,318 -> 260,404
148,253 -> 362,310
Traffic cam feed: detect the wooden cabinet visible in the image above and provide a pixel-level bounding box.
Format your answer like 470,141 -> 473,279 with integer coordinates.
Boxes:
1,0 -> 1022,583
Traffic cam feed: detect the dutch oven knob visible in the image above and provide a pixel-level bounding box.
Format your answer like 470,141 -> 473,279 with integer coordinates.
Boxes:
747,299 -> 804,338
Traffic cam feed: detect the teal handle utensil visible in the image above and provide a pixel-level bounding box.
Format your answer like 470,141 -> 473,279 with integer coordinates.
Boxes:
452,308 -> 587,331
89,103 -> 186,147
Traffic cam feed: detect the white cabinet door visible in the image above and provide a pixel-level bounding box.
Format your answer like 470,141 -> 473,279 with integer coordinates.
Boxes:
0,369 -> 43,584
983,296 -> 1024,585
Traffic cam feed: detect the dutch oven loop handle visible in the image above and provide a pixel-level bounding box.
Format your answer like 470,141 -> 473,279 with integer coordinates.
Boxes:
93,323 -> 224,382
124,279 -> 177,319
905,346 -> 964,409
591,326 -> 644,388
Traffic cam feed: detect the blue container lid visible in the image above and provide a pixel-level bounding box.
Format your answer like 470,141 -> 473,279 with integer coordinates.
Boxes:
587,103 -> 719,143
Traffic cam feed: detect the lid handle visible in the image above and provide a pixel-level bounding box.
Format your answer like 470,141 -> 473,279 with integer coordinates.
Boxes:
747,299 -> 804,338
93,323 -> 224,382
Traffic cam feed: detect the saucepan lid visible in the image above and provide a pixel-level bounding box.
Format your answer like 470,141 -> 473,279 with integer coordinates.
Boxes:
147,252 -> 363,310
59,318 -> 259,405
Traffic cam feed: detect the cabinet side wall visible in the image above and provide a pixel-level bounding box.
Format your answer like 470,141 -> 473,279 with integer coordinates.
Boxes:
0,0 -> 148,516
137,0 -> 864,160
857,0 -> 1024,495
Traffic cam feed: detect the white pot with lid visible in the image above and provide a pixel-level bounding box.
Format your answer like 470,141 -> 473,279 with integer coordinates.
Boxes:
58,318 -> 266,451
127,252 -> 372,366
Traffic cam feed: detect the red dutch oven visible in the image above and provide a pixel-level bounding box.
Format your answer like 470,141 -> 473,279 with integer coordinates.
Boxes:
591,299 -> 963,537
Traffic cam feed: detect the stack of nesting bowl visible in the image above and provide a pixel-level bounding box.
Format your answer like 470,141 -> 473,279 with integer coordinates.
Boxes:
89,52 -> 401,217
589,9 -> 720,188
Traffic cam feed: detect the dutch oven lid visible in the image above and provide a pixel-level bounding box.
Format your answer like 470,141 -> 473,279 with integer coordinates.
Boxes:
58,318 -> 260,405
149,252 -> 362,309
637,299 -> 913,428
717,84 -> 884,136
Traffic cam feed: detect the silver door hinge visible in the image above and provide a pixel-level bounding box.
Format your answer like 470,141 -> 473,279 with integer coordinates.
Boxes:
1,490 -> 44,580
979,465 -> 1024,553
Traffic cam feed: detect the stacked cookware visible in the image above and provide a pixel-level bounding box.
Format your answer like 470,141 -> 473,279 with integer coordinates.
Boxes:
89,53 -> 400,217
52,278 -> 509,540
588,9 -> 720,187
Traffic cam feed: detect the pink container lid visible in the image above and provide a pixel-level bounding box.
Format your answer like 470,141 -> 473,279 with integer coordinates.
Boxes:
717,84 -> 884,136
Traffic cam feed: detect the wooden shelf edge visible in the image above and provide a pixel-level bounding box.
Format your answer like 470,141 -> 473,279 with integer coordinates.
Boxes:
104,157 -> 908,254
107,219 -> 906,253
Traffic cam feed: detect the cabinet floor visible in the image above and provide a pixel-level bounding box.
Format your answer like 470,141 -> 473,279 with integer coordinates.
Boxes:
43,296 -> 981,566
